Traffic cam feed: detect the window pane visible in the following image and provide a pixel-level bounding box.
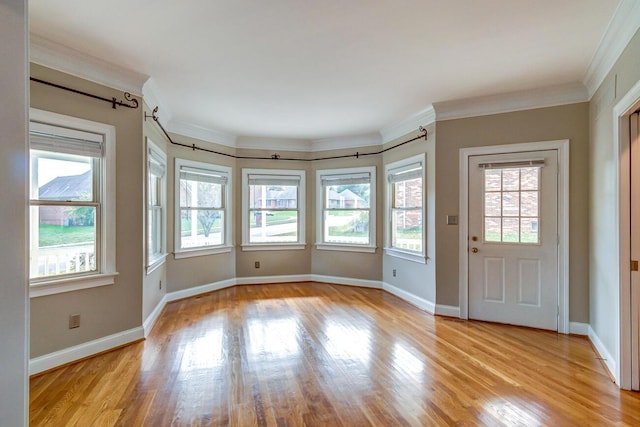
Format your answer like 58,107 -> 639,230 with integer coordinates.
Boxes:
520,191 -> 539,217
502,169 -> 520,191
33,151 -> 93,201
502,192 -> 520,217
521,218 -> 539,243
325,210 -> 369,244
393,178 -> 422,208
520,167 -> 539,190
326,184 -> 370,209
180,179 -> 222,209
484,170 -> 501,191
502,218 -> 520,242
250,185 -> 297,209
148,207 -> 162,257
484,192 -> 501,216
149,174 -> 161,206
249,210 -> 298,243
180,209 -> 224,248
484,217 -> 501,242
392,209 -> 422,252
30,205 -> 96,278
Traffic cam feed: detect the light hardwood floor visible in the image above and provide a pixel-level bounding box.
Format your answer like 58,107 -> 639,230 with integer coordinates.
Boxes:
30,282 -> 640,426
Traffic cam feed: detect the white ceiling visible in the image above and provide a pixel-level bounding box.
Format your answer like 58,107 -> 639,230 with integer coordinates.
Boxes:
29,0 -> 624,144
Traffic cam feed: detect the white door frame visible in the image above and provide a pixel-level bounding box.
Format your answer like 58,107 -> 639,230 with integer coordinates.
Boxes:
459,140 -> 570,333
614,78 -> 640,389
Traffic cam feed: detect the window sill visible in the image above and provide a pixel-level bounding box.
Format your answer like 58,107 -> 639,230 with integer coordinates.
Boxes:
146,253 -> 168,275
384,248 -> 427,264
174,245 -> 233,259
315,243 -> 377,253
241,243 -> 306,251
30,272 -> 119,298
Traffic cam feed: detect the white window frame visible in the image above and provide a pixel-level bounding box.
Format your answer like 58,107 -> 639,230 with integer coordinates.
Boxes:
384,153 -> 426,264
315,166 -> 376,253
241,168 -> 306,251
174,158 -> 232,259
146,138 -> 167,273
29,108 -> 117,298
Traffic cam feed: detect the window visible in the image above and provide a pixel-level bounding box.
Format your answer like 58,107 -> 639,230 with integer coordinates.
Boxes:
29,108 -> 116,297
385,154 -> 425,263
481,164 -> 541,244
316,166 -> 376,252
146,139 -> 167,273
175,159 -> 232,258
242,168 -> 306,250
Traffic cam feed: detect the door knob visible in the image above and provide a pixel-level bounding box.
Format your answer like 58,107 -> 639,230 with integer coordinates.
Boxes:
471,247 -> 479,253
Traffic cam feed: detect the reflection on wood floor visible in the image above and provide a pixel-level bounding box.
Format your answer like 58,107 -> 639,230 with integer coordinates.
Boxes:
30,282 -> 640,426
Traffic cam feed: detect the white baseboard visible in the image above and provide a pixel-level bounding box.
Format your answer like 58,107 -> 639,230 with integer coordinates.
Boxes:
143,294 -> 168,337
235,274 -> 311,285
569,322 -> 589,336
382,282 -> 435,313
435,304 -> 460,317
588,325 -> 618,384
166,278 -> 237,303
312,274 -> 382,289
30,327 -> 144,376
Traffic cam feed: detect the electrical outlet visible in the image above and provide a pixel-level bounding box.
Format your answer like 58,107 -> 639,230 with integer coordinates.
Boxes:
159,280 -> 162,290
255,261 -> 260,268
69,314 -> 80,329
392,269 -> 397,277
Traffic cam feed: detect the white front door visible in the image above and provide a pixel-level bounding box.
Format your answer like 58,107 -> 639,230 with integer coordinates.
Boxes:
630,111 -> 640,390
468,150 -> 558,330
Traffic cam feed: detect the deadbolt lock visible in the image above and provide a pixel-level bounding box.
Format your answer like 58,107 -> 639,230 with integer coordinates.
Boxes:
471,236 -> 478,241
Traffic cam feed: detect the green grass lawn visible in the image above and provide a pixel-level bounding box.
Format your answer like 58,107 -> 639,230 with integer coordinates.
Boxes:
39,224 -> 94,247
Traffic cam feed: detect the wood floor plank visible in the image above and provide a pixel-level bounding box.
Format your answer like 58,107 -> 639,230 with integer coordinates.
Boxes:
30,282 -> 640,426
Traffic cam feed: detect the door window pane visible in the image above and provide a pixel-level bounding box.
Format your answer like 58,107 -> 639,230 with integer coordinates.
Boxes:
483,167 -> 540,244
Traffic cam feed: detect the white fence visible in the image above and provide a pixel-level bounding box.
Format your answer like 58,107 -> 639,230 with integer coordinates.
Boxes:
31,243 -> 95,278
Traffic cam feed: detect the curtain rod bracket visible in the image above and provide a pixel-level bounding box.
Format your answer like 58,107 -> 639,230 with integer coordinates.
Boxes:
271,153 -> 281,160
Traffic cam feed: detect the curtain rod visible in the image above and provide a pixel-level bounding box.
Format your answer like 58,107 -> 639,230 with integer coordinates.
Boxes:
145,106 -> 428,162
30,77 -> 139,110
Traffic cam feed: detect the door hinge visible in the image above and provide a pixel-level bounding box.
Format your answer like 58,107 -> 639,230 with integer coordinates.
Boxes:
632,260 -> 639,272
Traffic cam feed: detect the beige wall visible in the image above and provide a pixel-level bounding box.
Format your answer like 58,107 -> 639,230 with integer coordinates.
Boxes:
165,133 -> 237,292
235,153 -> 312,278
30,64 -> 144,357
382,125 -> 437,303
589,28 -> 640,361
435,103 -> 590,322
311,149 -> 383,281
142,103 -> 167,321
0,0 -> 29,423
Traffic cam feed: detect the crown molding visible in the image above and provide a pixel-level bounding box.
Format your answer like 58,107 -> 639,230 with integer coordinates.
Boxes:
380,106 -> 436,143
142,78 -> 172,127
236,136 -> 312,152
29,34 -> 148,96
433,83 -> 589,121
165,120 -> 237,148
311,132 -> 382,152
583,0 -> 640,99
